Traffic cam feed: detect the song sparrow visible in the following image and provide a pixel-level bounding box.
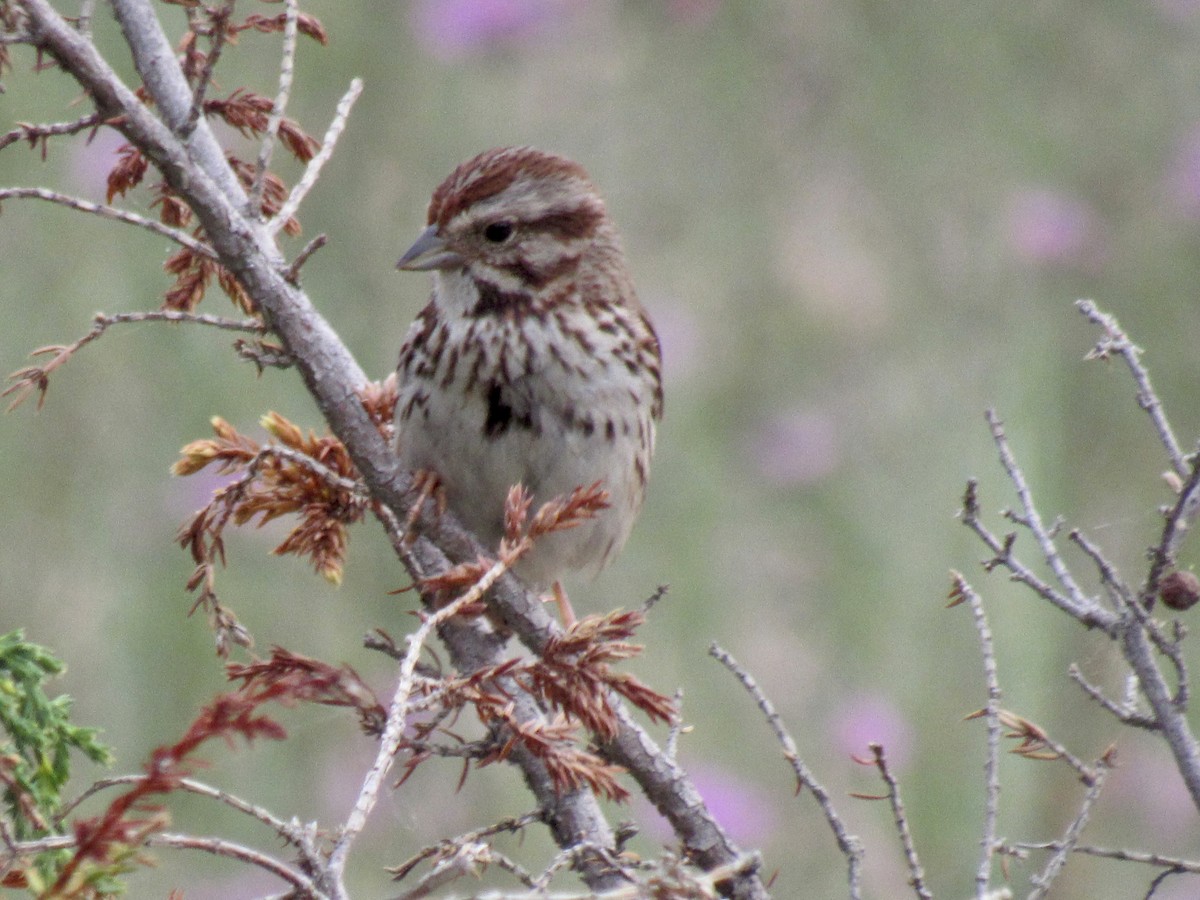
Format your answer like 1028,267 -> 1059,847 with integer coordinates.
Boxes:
394,147 -> 663,600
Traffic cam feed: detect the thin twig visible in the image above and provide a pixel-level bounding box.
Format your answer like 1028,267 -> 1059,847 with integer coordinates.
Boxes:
1118,607 -> 1200,811
1067,664 -> 1157,729
1076,299 -> 1187,477
148,831 -> 327,898
664,688 -> 684,762
1014,841 -> 1200,874
950,572 -> 1003,898
77,0 -> 96,39
1026,757 -> 1110,900
532,841 -> 632,891
1068,528 -> 1132,612
985,409 -> 1110,625
5,310 -> 266,411
267,77 -> 361,237
186,0 -> 236,134
959,480 -> 1118,634
0,187 -> 216,257
864,743 -> 931,900
392,841 -> 532,900
388,811 -> 543,884
1140,448 -> 1200,608
709,643 -> 863,900
326,556 -> 519,893
994,708 -> 1099,783
285,232 -> 328,282
1146,867 -> 1189,899
250,0 -> 298,215
0,112 -> 105,151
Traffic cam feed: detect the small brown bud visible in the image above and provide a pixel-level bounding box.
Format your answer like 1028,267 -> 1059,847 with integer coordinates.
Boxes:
1160,571 -> 1200,611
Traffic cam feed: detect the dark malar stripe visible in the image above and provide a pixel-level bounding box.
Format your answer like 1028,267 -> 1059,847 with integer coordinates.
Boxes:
470,279 -> 528,317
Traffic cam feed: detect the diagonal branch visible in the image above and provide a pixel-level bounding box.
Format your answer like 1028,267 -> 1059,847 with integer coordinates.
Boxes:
1076,299 -> 1187,477
249,0 -> 298,214
710,643 -> 860,898
266,77 -> 361,237
0,187 -> 216,257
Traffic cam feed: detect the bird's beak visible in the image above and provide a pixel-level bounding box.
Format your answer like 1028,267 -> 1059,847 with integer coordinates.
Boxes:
396,225 -> 464,271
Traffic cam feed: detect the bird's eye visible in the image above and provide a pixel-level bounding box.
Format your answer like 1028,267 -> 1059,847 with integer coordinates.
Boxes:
483,221 -> 514,243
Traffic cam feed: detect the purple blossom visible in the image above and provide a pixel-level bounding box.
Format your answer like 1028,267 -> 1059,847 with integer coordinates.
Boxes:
751,407 -> 841,487
832,693 -> 912,768
637,761 -> 778,844
1107,744 -> 1196,843
1005,187 -> 1105,271
1167,122 -> 1200,220
666,0 -> 722,27
409,0 -> 568,60
1154,0 -> 1200,23
67,126 -> 126,200
651,296 -> 705,382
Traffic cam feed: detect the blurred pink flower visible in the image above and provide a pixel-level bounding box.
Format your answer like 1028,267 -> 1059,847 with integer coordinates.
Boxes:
666,0 -> 722,27
637,761 -> 778,844
1167,122 -> 1200,220
832,694 -> 912,769
1106,744 -> 1196,843
651,296 -> 705,382
751,407 -> 841,486
1154,0 -> 1200,23
67,127 -> 126,200
1006,187 -> 1105,271
409,0 -> 568,60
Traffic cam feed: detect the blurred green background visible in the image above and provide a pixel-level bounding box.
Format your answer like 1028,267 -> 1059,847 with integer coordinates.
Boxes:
4,1 -> 1200,896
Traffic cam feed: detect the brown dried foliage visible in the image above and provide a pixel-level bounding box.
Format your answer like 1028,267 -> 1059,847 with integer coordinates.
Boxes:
495,481 -> 612,569
396,609 -> 673,801
175,412 -> 369,591
229,154 -> 301,235
105,144 -> 148,203
536,610 -> 676,739
386,486 -> 673,802
398,664 -> 630,803
227,647 -> 386,736
232,11 -> 330,45
205,88 -> 319,163
993,709 -> 1063,762
99,7 -> 328,314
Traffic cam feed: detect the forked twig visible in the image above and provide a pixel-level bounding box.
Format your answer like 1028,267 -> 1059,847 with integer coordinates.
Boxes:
326,556 -> 520,890
1067,664 -> 1157,729
148,832 -> 325,898
1026,757 -> 1111,900
5,310 -> 265,411
710,643 -> 863,899
984,409 -> 1111,627
1014,841 -> 1200,875
186,0 -> 237,132
959,480 -> 1118,634
1075,299 -> 1187,477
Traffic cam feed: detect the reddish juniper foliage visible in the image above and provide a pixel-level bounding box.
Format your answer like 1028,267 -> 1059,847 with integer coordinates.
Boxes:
175,411 -> 369,588
50,691 -> 288,896
226,647 -> 387,736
